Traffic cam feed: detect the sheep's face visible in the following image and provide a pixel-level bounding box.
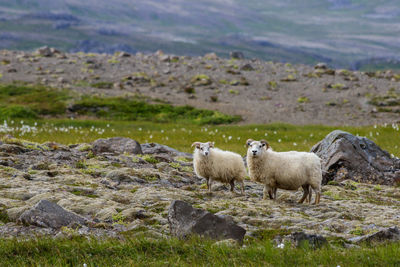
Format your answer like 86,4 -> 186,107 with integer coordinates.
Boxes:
192,142 -> 214,157
246,139 -> 269,157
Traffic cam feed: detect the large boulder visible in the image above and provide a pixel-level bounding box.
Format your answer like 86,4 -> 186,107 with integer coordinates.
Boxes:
311,130 -> 400,185
141,143 -> 192,158
168,200 -> 246,244
19,200 -> 88,229
92,137 -> 142,155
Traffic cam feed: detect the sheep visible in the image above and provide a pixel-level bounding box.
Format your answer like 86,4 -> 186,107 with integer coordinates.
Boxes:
246,139 -> 322,204
192,141 -> 246,194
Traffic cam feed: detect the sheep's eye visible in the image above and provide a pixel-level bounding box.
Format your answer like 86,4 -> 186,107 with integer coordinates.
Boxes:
259,145 -> 262,148
200,148 -> 203,150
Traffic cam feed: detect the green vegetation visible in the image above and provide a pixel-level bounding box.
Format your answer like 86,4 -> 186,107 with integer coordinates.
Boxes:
72,95 -> 239,124
1,120 -> 400,157
297,96 -> 310,103
91,82 -> 113,89
0,83 -> 240,124
0,236 -> 398,266
0,84 -> 69,118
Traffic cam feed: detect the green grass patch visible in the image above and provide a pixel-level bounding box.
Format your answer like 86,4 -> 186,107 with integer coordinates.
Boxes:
0,84 -> 69,118
0,83 -> 240,124
1,120 -> 400,157
0,236 -> 399,266
71,95 -> 240,124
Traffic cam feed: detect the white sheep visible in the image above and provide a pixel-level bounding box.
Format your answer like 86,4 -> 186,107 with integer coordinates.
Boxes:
246,139 -> 322,204
192,141 -> 246,194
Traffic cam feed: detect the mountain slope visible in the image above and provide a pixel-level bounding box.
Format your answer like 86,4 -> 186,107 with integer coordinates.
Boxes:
1,0 -> 400,69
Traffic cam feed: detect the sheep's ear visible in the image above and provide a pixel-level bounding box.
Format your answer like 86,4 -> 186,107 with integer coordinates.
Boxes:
246,139 -> 254,147
260,139 -> 270,149
208,141 -> 214,148
191,142 -> 201,149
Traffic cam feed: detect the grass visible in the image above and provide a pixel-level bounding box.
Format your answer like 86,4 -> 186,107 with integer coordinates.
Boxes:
0,235 -> 399,266
0,84 -> 69,118
0,83 -> 240,125
1,120 -> 400,156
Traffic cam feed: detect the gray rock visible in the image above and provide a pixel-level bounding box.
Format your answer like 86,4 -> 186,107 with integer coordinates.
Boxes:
19,200 -> 88,229
106,169 -> 132,182
0,144 -> 28,154
276,232 -> 327,249
141,143 -> 192,158
35,46 -> 60,57
349,226 -> 400,244
92,137 -> 142,155
230,51 -> 244,59
168,200 -> 246,243
314,62 -> 328,69
241,63 -> 254,71
311,130 -> 400,185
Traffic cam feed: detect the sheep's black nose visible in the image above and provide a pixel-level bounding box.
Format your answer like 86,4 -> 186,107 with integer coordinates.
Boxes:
205,152 -> 209,156
252,150 -> 257,155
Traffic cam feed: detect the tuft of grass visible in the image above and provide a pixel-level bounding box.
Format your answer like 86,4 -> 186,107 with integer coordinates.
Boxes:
142,154 -> 159,164
297,97 -> 310,103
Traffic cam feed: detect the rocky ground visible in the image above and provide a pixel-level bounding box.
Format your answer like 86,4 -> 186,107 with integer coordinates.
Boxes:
1,48 -> 400,126
0,135 -> 399,245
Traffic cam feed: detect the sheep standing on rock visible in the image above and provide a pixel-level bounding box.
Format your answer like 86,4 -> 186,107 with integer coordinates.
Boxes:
246,139 -> 322,204
192,141 -> 246,194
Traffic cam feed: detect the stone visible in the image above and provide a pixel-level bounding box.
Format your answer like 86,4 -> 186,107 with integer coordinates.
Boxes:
168,200 -> 246,243
141,143 -> 192,158
105,169 -> 132,182
276,232 -> 327,249
311,130 -> 400,185
230,51 -> 244,59
204,53 -> 218,60
0,144 -> 28,154
19,200 -> 88,229
92,137 -> 142,155
349,226 -> 400,244
314,62 -> 328,69
241,63 -> 254,71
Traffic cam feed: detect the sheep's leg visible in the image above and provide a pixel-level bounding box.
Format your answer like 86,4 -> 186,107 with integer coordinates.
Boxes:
314,191 -> 321,205
272,187 -> 277,199
230,180 -> 235,192
240,180 -> 245,195
263,185 -> 269,200
311,186 -> 321,205
298,185 -> 309,204
207,178 -> 212,193
308,185 -> 312,204
264,185 -> 274,200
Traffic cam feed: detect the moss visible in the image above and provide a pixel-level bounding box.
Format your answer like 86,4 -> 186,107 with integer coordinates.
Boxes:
112,212 -> 126,225
229,89 -> 239,95
281,74 -> 296,82
70,189 -> 98,198
297,97 -> 310,103
142,155 -> 159,164
268,81 -> 278,90
0,209 -> 10,223
190,74 -> 211,86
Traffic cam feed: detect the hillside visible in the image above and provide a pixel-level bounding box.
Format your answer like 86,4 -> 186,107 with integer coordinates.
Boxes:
1,1 -> 400,69
1,49 -> 400,126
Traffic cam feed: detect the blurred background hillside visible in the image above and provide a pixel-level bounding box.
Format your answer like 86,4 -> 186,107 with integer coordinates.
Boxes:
1,0 -> 400,70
